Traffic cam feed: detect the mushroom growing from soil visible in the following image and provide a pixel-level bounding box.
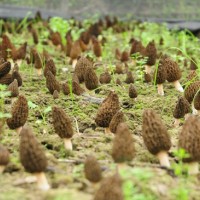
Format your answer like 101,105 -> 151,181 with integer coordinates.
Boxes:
95,91 -> 120,134
112,123 -> 135,170
94,173 -> 123,200
19,126 -> 50,190
84,67 -> 99,91
99,70 -> 111,84
193,90 -> 200,115
45,71 -> 60,94
7,95 -> 29,134
142,109 -> 171,167
52,106 -> 74,150
0,61 -> 11,78
34,51 -> 43,76
109,110 -> 124,134
44,59 -> 56,77
7,79 -> 19,104
92,36 -> 102,61
62,82 -> 70,95
84,155 -> 102,187
70,40 -> 82,69
12,70 -> 22,87
128,84 -> 138,100
0,144 -> 10,173
125,71 -> 134,84
178,116 -> 200,175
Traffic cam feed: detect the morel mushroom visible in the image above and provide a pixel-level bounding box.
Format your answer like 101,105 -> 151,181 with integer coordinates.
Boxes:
53,90 -> 59,99
7,79 -> 19,103
52,106 -> 74,150
12,70 -> 22,87
92,36 -> 102,61
94,174 -> 123,200
0,73 -> 13,85
44,59 -> 56,77
62,82 -> 70,95
84,67 -> 99,90
109,110 -> 124,134
0,144 -> 9,173
120,50 -> 129,63
178,116 -> 200,175
125,71 -> 134,84
95,91 -> 120,134
20,126 -> 50,190
194,90 -> 200,115
70,40 -> 82,69
99,70 -> 111,84
144,72 -> 151,83
112,123 -> 135,169
128,84 -> 137,100
142,109 -> 171,167
34,52 -> 43,76
45,71 -> 60,94
84,155 -> 102,186
7,95 -> 28,133
0,61 -> 11,78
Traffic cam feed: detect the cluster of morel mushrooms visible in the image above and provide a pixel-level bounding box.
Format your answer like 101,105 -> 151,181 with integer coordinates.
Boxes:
0,13 -> 200,199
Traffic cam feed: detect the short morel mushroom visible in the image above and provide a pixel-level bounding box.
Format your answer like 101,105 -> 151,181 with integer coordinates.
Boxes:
52,106 -> 74,150
178,116 -> 200,175
95,91 -> 120,134
20,126 -> 50,190
0,61 -> 11,78
7,79 -> 19,103
45,71 -> 60,94
7,95 -> 29,133
109,110 -> 124,134
99,70 -> 111,84
44,59 -> 56,77
0,144 -> 10,173
84,67 -> 99,90
128,84 -> 138,100
62,82 -> 70,95
125,71 -> 134,84
142,109 -> 171,167
92,36 -> 102,61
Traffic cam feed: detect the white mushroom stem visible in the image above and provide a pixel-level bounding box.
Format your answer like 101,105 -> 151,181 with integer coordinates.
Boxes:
188,162 -> 199,175
0,165 -> 6,173
97,57 -> 102,62
36,68 -> 42,76
11,97 -> 17,105
145,65 -> 151,74
157,84 -> 164,96
173,118 -> 180,127
72,59 -> 77,69
16,59 -> 22,67
184,113 -> 190,120
105,127 -> 112,134
173,80 -> 184,92
117,163 -> 126,171
192,103 -> 198,115
156,151 -> 170,167
15,126 -> 23,134
63,138 -> 73,150
34,172 -> 50,190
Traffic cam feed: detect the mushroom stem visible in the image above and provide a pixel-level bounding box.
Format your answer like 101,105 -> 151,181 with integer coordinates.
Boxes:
173,80 -> 184,92
16,59 -> 22,67
156,151 -> 170,167
0,165 -> 6,173
34,172 -> 50,190
63,138 -> 73,150
97,57 -> 102,62
192,103 -> 198,115
105,127 -> 112,134
184,113 -> 190,120
16,126 -> 23,134
117,163 -> 126,171
173,118 -> 180,127
157,84 -> 164,96
36,68 -> 42,76
145,65 -> 151,74
188,162 -> 199,175
11,97 -> 17,105
72,59 -> 77,69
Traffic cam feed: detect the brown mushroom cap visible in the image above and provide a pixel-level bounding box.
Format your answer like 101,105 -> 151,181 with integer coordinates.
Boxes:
144,40 -> 157,66
52,106 -> 74,139
184,81 -> 200,103
72,80 -> 85,95
109,110 -> 124,133
114,64 -> 123,74
99,71 -> 111,84
84,155 -> 102,183
7,95 -> 29,130
70,40 -> 81,60
84,67 -> 99,90
46,71 -> 60,94
112,123 -> 135,163
178,116 -> 200,162
12,70 -> 22,87
0,73 -> 13,85
53,90 -> 59,99
142,109 -> 171,155
194,90 -> 200,110
92,36 -> 102,57
0,144 -> 10,166
120,50 -> 129,62
94,174 -> 123,200
95,91 -> 120,127
44,59 -> 56,77
20,126 -> 47,173
0,61 -> 11,78
129,84 -> 137,99
116,78 -> 122,86
34,52 -> 43,70
153,63 -> 167,85
8,79 -> 19,98
125,71 -> 134,84
144,73 -> 151,83
62,82 -> 70,95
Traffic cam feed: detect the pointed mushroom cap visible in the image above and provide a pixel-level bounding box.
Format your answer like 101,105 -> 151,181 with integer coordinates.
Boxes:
125,71 -> 134,84
178,116 -> 200,162
52,106 -> 74,139
142,109 -> 171,155
184,81 -> 200,103
116,78 -> 122,86
0,73 -> 13,85
144,73 -> 151,83
53,90 -> 59,99
12,70 -> 22,87
120,50 -> 129,62
20,126 -> 47,173
114,64 -> 123,74
92,36 -> 102,57
112,123 -> 135,163
153,62 -> 167,85
99,71 -> 111,84
109,110 -> 124,133
84,67 -> 99,90
95,91 -> 120,127
46,71 -> 60,94
34,52 -> 43,70
128,84 -> 137,98
8,79 -> 19,98
7,95 -> 29,130
84,155 -> 102,183
44,59 -> 56,77
72,80 -> 85,95
0,61 -> 11,78
0,144 -> 10,166
70,40 -> 81,60
62,82 -> 70,95
144,40 -> 157,66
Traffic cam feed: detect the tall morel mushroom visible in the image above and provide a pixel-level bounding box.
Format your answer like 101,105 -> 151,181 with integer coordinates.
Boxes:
0,144 -> 10,173
45,71 -> 60,94
109,110 -> 124,134
34,52 -> 43,76
142,109 -> 171,167
84,67 -> 99,91
7,79 -> 19,103
128,84 -> 138,100
52,106 -> 74,150
20,126 -> 50,190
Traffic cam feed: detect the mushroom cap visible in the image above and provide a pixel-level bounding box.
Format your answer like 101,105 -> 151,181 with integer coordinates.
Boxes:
46,71 -> 60,94
62,82 -> 70,95
116,78 -> 122,86
125,71 -> 134,84
53,90 -> 59,99
52,106 -> 74,139
84,67 -> 99,90
44,59 -> 56,77
20,126 -> 47,173
144,73 -> 151,83
50,32 -> 62,46
144,40 -> 157,66
7,95 -> 29,130
7,79 -> 19,98
187,70 -> 198,81
178,116 -> 200,162
95,91 -> 120,127
0,61 -> 11,78
84,155 -> 102,183
92,37 -> 102,57
109,110 -> 124,133
70,40 -> 81,59
184,81 -> 200,103
120,51 -> 129,62
0,73 -> 13,85
142,109 -> 171,155
72,80 -> 85,95
153,63 -> 167,84
114,64 -> 123,74
34,52 -> 43,69
12,70 -> 22,87
112,123 -> 135,163
130,40 -> 145,55
94,174 -> 123,200
194,90 -> 200,110
129,84 -> 137,98
0,144 -> 9,166
99,71 -> 111,84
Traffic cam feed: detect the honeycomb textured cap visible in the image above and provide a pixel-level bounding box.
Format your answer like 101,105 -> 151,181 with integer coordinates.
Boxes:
194,90 -> 200,110
8,79 -> 19,98
178,116 -> 200,162
12,70 -> 22,87
0,61 -> 11,78
46,71 -> 60,94
95,91 -> 120,127
44,59 -> 57,77
129,84 -> 138,98
0,144 -> 9,166
112,123 -> 135,163
0,73 -> 13,85
99,71 -> 111,84
154,62 -> 167,84
72,80 -> 85,95
144,40 -> 157,66
142,109 -> 171,155
52,106 -> 74,139
34,52 -> 43,69
94,174 -> 123,200
7,95 -> 29,130
125,71 -> 134,84
184,81 -> 200,103
109,110 -> 124,133
20,126 -> 47,173
84,67 -> 99,90
120,51 -> 129,62
62,82 -> 70,95
84,155 -> 102,183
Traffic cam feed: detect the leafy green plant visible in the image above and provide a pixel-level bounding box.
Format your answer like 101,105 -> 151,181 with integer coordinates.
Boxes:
171,185 -> 189,200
